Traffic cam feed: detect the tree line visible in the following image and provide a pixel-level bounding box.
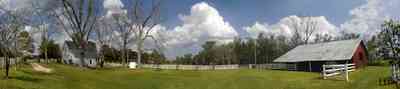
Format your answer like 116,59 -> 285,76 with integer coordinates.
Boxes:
174,32 -> 363,65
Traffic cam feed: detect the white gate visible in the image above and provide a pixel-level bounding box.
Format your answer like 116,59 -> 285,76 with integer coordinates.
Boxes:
322,64 -> 355,81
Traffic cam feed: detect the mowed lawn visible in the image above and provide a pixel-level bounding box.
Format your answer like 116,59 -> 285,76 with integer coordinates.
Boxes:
0,64 -> 395,89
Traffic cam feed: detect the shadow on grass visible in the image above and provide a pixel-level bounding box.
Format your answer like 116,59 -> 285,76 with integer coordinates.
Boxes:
377,77 -> 400,89
1,70 -> 48,82
313,76 -> 348,82
9,76 -> 42,82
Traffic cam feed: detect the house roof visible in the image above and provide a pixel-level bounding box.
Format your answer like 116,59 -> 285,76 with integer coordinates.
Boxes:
273,39 -> 364,62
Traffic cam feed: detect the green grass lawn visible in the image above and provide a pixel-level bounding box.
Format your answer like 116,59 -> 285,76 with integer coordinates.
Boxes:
0,64 -> 395,89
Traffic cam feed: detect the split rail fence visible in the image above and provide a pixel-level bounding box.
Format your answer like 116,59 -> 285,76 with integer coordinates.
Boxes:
141,64 -> 239,70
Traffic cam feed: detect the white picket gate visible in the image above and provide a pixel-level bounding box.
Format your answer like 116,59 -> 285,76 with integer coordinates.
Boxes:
322,64 -> 355,81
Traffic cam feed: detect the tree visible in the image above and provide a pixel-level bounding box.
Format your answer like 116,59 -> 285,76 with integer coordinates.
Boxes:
18,31 -> 34,62
366,35 -> 379,62
106,0 -> 162,66
127,0 -> 162,65
95,17 -> 116,68
377,20 -> 400,62
53,0 -> 99,67
110,14 -> 134,66
39,40 -> 62,62
0,8 -> 27,79
200,41 -> 217,64
30,1 -> 56,63
314,34 -> 334,43
338,31 -> 360,40
301,17 -> 317,44
176,53 -> 193,64
101,45 -> 122,63
289,16 -> 318,47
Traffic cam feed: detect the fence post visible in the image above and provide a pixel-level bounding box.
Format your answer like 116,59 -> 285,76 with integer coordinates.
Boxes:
176,64 -> 179,70
345,63 -> 349,82
322,65 -> 326,79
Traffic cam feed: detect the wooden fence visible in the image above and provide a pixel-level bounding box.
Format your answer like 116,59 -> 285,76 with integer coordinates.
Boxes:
141,64 -> 239,70
322,63 -> 355,81
0,57 -> 21,68
391,64 -> 400,82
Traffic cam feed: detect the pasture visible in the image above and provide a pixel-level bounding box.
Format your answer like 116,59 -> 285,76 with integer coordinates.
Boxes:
0,64 -> 394,89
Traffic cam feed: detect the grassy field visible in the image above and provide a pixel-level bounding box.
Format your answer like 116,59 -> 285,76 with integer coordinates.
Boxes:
0,64 -> 396,89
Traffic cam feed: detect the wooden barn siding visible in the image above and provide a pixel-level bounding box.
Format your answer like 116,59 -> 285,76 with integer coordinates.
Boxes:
295,61 -> 348,72
351,43 -> 368,68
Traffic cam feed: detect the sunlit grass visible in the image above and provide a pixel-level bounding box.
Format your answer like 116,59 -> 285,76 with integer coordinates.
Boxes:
0,64 -> 395,89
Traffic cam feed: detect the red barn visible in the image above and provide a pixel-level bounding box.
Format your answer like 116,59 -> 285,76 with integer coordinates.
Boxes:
273,39 -> 368,72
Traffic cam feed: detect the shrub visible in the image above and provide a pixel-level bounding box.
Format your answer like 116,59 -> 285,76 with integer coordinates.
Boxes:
368,58 -> 390,66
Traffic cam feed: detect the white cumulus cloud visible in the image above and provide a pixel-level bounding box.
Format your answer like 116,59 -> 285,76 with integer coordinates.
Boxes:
341,0 -> 400,39
244,15 -> 339,41
103,0 -> 126,17
157,2 -> 238,59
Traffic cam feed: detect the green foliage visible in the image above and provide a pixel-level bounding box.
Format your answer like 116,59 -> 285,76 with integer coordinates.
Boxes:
102,45 -> 122,62
142,50 -> 168,64
101,44 -> 167,64
39,40 -> 61,59
175,53 -> 194,64
368,58 -> 390,66
0,64 -> 392,89
18,31 -> 34,54
377,19 -> 400,61
177,33 -> 292,65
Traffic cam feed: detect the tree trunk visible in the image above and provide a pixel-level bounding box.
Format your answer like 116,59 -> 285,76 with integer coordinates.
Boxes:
79,49 -> 86,67
100,56 -> 104,68
5,56 -> 10,79
45,48 -> 48,64
98,51 -> 105,68
122,40 -> 127,67
137,43 -> 143,65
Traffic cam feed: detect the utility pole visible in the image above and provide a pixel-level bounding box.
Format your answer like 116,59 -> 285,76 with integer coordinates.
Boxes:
254,40 -> 257,69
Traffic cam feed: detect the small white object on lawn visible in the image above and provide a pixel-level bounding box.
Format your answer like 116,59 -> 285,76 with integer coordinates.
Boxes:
129,62 -> 137,69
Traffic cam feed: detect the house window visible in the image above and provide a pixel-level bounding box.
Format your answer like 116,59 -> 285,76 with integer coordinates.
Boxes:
90,59 -> 92,64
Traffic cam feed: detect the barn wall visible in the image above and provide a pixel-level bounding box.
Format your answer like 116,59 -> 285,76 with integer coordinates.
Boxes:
296,60 -> 348,72
351,43 -> 368,68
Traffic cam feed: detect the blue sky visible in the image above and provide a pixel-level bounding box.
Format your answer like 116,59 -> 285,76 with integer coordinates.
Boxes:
2,0 -> 400,59
158,0 -> 365,29
137,0 -> 399,58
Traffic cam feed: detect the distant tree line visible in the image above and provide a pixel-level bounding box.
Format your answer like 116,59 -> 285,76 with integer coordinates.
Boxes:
174,31 -> 361,65
99,44 -> 167,64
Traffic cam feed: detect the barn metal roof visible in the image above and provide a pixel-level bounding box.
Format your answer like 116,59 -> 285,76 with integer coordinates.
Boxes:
273,39 -> 363,62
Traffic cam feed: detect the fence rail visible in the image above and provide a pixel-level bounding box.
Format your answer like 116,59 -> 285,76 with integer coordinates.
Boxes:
141,64 -> 239,70
0,57 -> 21,68
322,63 -> 355,81
391,64 -> 400,82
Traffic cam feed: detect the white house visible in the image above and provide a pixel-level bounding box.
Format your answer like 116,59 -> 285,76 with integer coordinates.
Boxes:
62,41 -> 97,67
